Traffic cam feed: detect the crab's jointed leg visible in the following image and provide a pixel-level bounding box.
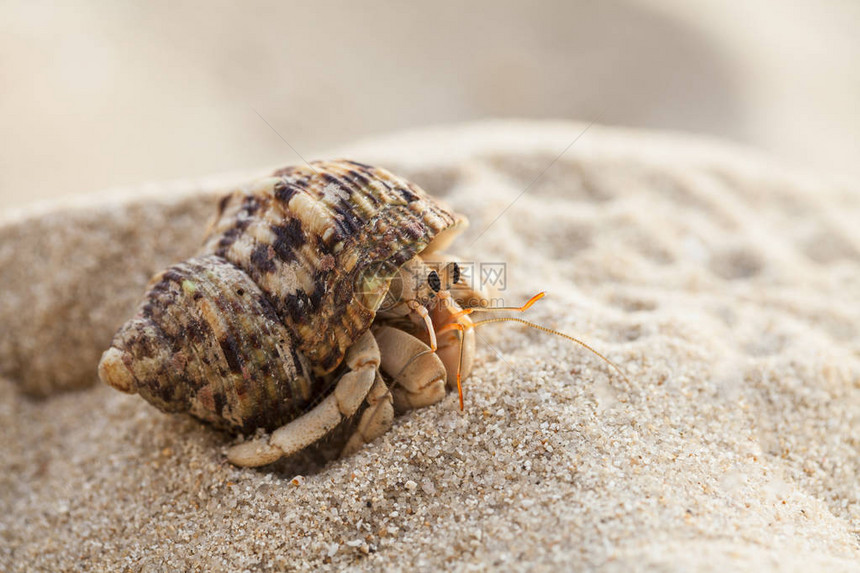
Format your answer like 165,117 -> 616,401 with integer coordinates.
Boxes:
227,330 -> 383,467
373,325 -> 448,412
340,371 -> 395,457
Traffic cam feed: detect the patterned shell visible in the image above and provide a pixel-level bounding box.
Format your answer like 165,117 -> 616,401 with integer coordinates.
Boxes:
201,160 -> 462,373
98,160 -> 464,433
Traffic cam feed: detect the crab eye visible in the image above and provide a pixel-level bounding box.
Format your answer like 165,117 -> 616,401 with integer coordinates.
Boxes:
428,270 -> 441,293
451,262 -> 460,286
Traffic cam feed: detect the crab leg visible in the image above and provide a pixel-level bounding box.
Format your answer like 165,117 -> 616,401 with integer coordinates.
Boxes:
407,300 -> 438,351
227,330 -> 381,467
373,325 -> 448,411
340,371 -> 395,457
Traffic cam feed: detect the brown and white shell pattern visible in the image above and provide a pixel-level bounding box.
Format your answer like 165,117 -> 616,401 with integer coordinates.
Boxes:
98,160 -> 465,434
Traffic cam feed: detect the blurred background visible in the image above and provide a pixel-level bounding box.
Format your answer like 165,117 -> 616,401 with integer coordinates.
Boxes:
1,0 -> 858,210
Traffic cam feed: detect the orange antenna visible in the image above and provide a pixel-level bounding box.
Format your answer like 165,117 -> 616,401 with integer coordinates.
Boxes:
439,292 -> 630,410
438,291 -> 550,410
451,292 -> 546,321
436,321 -> 467,410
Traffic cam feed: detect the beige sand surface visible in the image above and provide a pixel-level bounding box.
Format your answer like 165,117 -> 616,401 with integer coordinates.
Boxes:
2,121 -> 860,571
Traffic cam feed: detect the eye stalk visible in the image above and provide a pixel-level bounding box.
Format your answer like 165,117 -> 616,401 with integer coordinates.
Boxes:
427,270 -> 442,293
428,262 -> 460,294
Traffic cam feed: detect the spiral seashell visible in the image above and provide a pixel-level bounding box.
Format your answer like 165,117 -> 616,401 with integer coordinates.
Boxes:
99,160 -> 465,434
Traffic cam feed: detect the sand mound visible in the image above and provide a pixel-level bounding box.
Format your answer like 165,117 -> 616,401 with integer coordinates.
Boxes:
2,121 -> 859,571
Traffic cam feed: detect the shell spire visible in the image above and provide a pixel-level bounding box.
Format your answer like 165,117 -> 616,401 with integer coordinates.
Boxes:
98,255 -> 318,433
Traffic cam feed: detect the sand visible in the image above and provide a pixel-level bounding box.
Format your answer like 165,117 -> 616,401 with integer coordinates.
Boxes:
2,121 -> 860,571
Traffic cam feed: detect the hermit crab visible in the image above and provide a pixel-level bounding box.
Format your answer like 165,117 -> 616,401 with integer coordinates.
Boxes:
98,160 -> 624,467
